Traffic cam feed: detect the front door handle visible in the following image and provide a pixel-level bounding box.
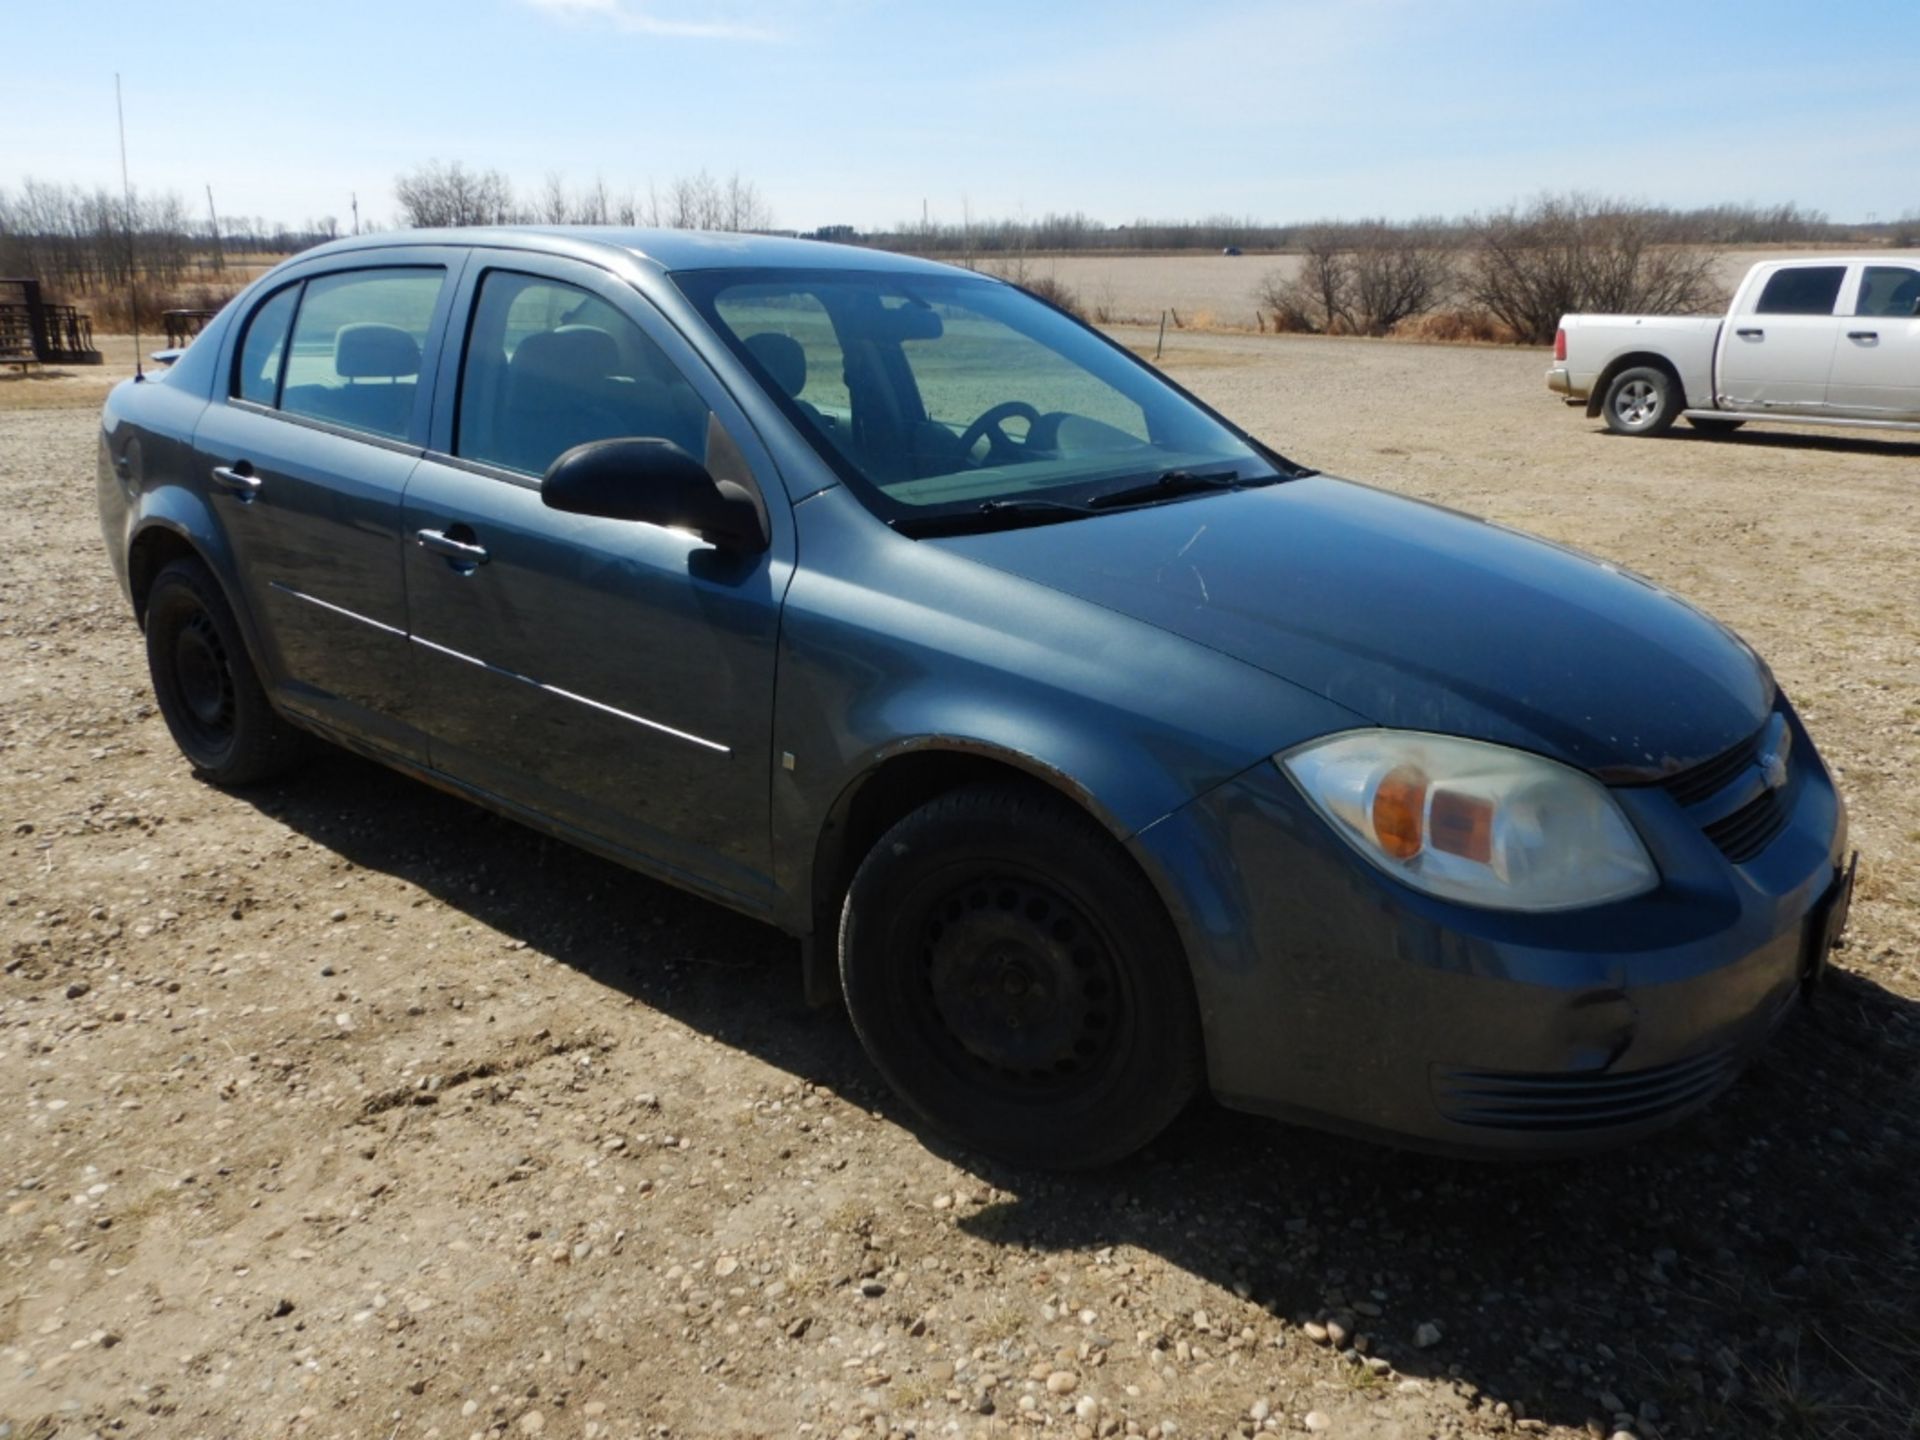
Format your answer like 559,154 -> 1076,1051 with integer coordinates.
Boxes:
1734,328 -> 1765,340
210,463 -> 261,498
415,528 -> 490,566
1847,330 -> 1879,342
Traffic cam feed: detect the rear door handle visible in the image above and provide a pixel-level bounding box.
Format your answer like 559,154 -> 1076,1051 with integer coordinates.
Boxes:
1847,330 -> 1879,342
1735,328 -> 1765,339
210,463 -> 261,498
414,528 -> 490,566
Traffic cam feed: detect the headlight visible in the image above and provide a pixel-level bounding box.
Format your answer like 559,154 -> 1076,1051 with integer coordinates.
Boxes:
1279,730 -> 1657,912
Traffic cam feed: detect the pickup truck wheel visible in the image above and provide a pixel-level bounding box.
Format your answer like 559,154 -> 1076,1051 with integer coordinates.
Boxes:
146,558 -> 307,786
838,783 -> 1203,1169
1687,416 -> 1746,435
1603,366 -> 1682,436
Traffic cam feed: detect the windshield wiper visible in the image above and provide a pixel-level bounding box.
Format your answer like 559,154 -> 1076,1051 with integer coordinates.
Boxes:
1086,468 -> 1280,511
891,497 -> 1098,538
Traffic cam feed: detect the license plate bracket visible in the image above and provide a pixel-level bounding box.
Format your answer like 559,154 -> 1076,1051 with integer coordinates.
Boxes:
1803,851 -> 1857,989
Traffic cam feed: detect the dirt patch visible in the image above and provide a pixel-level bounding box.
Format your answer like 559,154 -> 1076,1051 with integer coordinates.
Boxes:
2,334 -> 1917,1440
0,338 -> 144,413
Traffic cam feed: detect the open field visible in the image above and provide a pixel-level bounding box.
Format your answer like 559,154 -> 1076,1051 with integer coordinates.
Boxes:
1029,249 -> 1920,329
2,333 -> 1917,1440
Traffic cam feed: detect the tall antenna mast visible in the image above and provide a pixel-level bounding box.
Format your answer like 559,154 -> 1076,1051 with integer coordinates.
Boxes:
205,183 -> 223,271
116,73 -> 142,380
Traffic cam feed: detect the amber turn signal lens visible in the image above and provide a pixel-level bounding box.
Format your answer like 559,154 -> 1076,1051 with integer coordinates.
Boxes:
1430,790 -> 1494,863
1371,766 -> 1426,860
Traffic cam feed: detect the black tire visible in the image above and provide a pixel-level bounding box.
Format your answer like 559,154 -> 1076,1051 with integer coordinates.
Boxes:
1602,365 -> 1682,437
1686,416 -> 1746,435
838,783 -> 1203,1169
145,558 -> 306,785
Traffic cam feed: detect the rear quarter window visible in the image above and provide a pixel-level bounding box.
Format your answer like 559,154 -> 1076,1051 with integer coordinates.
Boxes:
234,284 -> 300,406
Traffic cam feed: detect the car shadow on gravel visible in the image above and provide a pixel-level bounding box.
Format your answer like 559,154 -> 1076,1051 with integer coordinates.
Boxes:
242,747 -> 1919,1440
1662,427 -> 1920,460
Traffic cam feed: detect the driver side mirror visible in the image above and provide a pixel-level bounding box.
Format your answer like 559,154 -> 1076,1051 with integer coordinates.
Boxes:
541,438 -> 769,553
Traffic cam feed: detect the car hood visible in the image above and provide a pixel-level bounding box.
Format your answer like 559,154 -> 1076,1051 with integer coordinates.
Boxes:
929,476 -> 1773,780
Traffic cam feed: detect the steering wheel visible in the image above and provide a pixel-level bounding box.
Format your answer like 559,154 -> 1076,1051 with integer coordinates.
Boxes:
955,400 -> 1042,464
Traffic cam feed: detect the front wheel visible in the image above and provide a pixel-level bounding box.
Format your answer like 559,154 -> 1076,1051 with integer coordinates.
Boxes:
838,784 -> 1203,1169
1602,365 -> 1682,436
145,558 -> 307,785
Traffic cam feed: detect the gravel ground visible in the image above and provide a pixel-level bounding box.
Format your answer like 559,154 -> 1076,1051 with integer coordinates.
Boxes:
2,333 -> 1917,1440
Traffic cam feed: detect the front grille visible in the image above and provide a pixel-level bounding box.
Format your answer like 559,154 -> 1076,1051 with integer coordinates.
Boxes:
1434,1046 -> 1740,1132
1648,710 -> 1791,864
1703,788 -> 1790,863
1661,730 -> 1762,807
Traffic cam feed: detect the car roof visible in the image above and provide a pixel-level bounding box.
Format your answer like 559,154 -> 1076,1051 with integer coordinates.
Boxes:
289,226 -> 973,278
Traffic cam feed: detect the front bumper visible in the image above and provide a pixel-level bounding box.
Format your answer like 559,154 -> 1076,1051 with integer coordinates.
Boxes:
1130,705 -> 1849,1155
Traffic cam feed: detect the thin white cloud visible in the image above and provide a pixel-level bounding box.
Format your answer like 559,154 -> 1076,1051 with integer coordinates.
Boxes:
520,0 -> 781,41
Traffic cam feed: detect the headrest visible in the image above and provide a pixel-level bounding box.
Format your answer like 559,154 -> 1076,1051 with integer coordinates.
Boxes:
744,332 -> 807,399
510,325 -> 620,386
334,322 -> 421,379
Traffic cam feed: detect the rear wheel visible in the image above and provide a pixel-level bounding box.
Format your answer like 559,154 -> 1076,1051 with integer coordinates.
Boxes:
145,558 -> 306,785
1602,365 -> 1682,436
1686,416 -> 1746,435
838,784 -> 1203,1169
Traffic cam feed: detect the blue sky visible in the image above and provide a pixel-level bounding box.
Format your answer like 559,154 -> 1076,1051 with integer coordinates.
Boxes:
6,0 -> 1917,231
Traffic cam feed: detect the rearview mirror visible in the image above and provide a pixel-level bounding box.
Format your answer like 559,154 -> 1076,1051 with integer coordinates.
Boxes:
877,300 -> 944,342
541,438 -> 769,553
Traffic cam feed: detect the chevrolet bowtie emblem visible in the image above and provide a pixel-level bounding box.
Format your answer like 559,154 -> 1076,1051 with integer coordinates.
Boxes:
1756,713 -> 1791,791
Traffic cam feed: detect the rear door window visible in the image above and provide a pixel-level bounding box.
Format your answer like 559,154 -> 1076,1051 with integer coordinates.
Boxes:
1754,267 -> 1846,316
455,270 -> 711,476
278,268 -> 446,440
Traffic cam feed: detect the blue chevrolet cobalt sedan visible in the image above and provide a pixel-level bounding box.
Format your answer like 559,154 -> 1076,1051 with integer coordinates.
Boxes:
97,229 -> 1853,1167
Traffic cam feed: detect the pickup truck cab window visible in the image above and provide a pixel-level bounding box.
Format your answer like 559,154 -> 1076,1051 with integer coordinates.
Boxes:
279,267 -> 447,440
1855,265 -> 1920,319
1754,266 -> 1845,316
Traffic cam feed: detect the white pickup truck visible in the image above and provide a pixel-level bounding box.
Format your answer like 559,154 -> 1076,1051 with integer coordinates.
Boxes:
1548,256 -> 1920,437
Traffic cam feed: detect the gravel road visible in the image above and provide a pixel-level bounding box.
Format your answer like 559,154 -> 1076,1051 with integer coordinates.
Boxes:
3,333 -> 1916,1440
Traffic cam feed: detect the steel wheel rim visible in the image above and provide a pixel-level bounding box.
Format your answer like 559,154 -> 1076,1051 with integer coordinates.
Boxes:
171,610 -> 237,752
908,869 -> 1129,1100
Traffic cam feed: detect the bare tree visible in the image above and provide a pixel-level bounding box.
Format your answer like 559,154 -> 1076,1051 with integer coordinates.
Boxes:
393,161 -> 517,228
721,172 -> 772,232
1464,195 -> 1723,344
539,172 -> 570,225
1256,222 -> 1453,336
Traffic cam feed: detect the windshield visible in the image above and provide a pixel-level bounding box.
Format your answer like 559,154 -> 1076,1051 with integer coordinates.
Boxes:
673,267 -> 1285,529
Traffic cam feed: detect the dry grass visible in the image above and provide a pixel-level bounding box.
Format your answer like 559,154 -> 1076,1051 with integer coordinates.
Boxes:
0,334 -> 139,410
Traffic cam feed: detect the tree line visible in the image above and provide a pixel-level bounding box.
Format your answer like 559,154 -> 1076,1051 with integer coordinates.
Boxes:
391,161 -> 773,232
859,200 -> 1857,258
5,167 -> 1915,347
0,179 -> 344,295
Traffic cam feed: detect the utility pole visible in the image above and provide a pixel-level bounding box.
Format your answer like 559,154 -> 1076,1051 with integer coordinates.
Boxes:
205,184 -> 223,271
351,192 -> 360,236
